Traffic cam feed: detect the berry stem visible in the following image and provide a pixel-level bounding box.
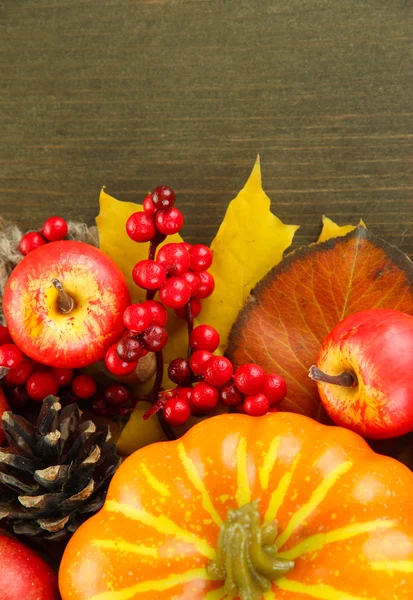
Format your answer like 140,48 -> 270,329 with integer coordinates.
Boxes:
52,279 -> 74,314
309,365 -> 356,388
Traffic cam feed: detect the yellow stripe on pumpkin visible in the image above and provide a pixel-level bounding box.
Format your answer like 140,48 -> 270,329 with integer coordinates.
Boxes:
276,461 -> 352,549
278,519 -> 395,561
371,560 -> 413,573
88,568 -> 211,600
275,578 -> 374,600
236,437 -> 251,507
104,500 -> 215,560
140,462 -> 171,497
264,454 -> 300,524
262,590 -> 276,599
258,436 -> 281,491
91,539 -> 158,558
177,442 -> 223,527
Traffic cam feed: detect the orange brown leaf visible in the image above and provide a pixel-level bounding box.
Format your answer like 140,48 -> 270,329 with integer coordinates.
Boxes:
227,227 -> 413,420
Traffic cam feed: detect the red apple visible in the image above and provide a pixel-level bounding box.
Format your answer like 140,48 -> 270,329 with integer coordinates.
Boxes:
0,533 -> 59,599
3,241 -> 130,368
310,309 -> 413,439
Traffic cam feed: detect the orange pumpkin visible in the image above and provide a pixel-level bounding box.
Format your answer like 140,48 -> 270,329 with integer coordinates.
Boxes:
59,413 -> 413,600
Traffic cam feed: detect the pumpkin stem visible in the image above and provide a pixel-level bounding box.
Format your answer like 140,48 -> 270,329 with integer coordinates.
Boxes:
309,365 -> 357,388
207,500 -> 294,600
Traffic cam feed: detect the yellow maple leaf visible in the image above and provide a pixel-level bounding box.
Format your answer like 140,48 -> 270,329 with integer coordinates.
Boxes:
197,157 -> 299,353
318,215 -> 366,243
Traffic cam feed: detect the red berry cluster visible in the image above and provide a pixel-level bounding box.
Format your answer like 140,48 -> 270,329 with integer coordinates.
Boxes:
127,186 -> 215,317
19,216 -> 68,256
160,325 -> 287,426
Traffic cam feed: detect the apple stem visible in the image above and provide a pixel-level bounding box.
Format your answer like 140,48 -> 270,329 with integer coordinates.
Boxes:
309,365 -> 356,388
52,279 -> 75,314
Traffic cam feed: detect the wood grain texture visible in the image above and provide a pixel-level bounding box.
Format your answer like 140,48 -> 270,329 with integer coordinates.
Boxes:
0,0 -> 413,254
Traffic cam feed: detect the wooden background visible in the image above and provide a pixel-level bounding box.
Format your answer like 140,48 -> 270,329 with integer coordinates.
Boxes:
1,0 -> 412,254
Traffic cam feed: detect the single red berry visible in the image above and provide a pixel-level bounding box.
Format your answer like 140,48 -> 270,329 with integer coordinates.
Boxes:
105,343 -> 139,376
159,277 -> 191,308
51,367 -> 75,387
117,334 -> 143,362
180,271 -> 200,297
189,325 -> 220,352
123,303 -> 152,333
42,216 -> 68,241
177,386 -> 193,405
140,324 -> 168,352
203,356 -> 233,388
126,212 -> 157,243
189,349 -> 212,375
104,383 -> 130,406
156,207 -> 184,235
151,186 -> 176,211
5,357 -> 33,386
143,194 -> 156,215
168,358 -> 191,385
189,244 -> 213,272
191,382 -> 218,413
156,243 -> 190,276
140,300 -> 168,327
163,397 -> 191,427
133,259 -> 166,290
72,374 -> 97,399
19,231 -> 47,256
0,344 -> 23,370
234,363 -> 266,395
175,298 -> 202,320
91,398 -> 111,416
196,271 -> 215,299
263,373 -> 287,406
26,371 -> 58,402
244,393 -> 270,416
0,326 -> 12,346
8,386 -> 30,412
219,381 -> 244,407
236,402 -> 246,414
181,242 -> 192,252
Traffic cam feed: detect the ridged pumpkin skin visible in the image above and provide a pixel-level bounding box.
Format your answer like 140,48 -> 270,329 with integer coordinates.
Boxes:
59,413 -> 413,600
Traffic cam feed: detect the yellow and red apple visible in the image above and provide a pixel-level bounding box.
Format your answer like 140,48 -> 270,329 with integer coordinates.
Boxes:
3,240 -> 130,368
311,308 -> 413,439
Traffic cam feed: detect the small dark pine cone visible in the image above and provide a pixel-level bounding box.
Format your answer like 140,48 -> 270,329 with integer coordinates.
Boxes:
0,396 -> 120,540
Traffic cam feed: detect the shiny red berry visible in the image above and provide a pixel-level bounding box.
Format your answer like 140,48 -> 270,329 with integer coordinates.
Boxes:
151,186 -> 176,211
133,259 -> 166,290
117,335 -> 143,362
5,357 -> 33,386
177,386 -> 193,406
140,300 -> 168,327
181,242 -> 192,252
189,349 -> 212,375
163,397 -> 191,427
159,277 -> 191,308
168,358 -> 191,385
263,374 -> 287,406
126,212 -> 157,243
156,207 -> 184,235
19,231 -> 47,256
104,383 -> 130,406
196,271 -> 215,299
123,304 -> 152,333
26,371 -> 58,402
143,194 -> 156,215
72,374 -> 97,399
52,367 -> 75,387
105,343 -> 139,376
189,244 -> 213,272
244,393 -> 270,416
191,382 -> 218,413
0,344 -> 23,370
174,298 -> 202,320
42,216 -> 68,241
203,356 -> 233,387
180,271 -> 200,297
189,325 -> 220,352
156,243 -> 190,276
234,363 -> 266,395
140,324 -> 168,352
0,326 -> 12,346
219,382 -> 244,407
